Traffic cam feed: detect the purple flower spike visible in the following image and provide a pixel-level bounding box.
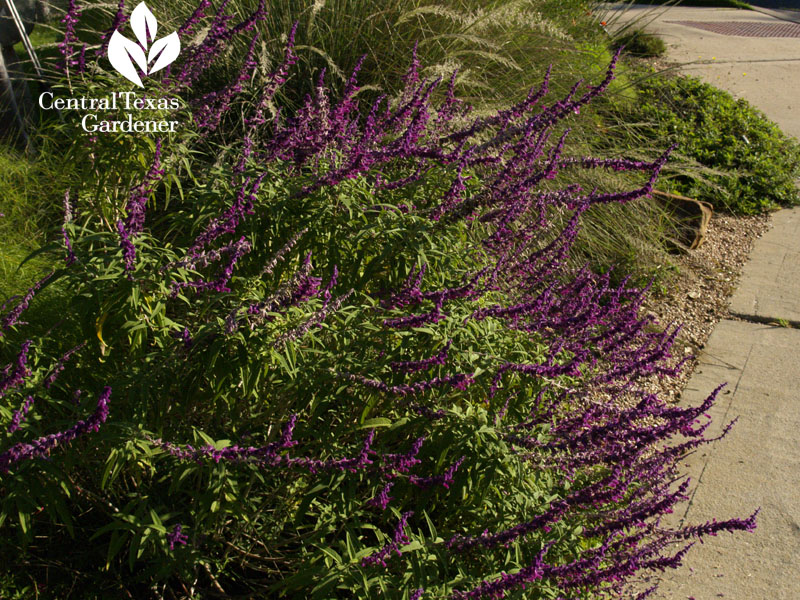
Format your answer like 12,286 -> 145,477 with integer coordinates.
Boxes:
1,273 -> 53,333
0,386 -> 111,473
118,139 -> 165,271
390,341 -> 452,373
452,542 -> 553,599
674,509 -> 760,542
367,482 -> 395,511
410,456 -> 465,490
167,523 -> 189,550
43,342 -> 87,389
361,511 -> 413,568
96,0 -> 127,57
58,0 -> 84,74
0,340 -> 33,397
7,396 -> 34,434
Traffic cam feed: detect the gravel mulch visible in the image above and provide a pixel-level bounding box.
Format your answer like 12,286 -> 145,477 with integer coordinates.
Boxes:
640,210 -> 771,402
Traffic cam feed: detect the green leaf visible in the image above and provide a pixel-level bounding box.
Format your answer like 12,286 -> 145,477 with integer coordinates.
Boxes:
317,545 -> 343,566
17,507 -> 29,536
359,417 -> 392,429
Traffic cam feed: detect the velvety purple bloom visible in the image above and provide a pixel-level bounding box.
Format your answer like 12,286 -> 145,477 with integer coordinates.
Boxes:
177,0 -> 212,37
390,341 -> 451,373
153,420 -> 378,475
43,342 -> 86,389
151,415 -> 299,465
118,139 -> 165,271
96,0 -> 127,57
167,236 -> 252,273
367,482 -> 394,511
167,523 -> 189,550
1,273 -> 53,333
171,0 -> 266,91
185,174 -> 264,259
361,511 -> 413,568
236,249 -> 328,333
7,396 -> 34,434
410,456 -> 464,490
342,371 -> 474,397
383,305 -> 447,329
58,0 -> 83,74
192,32 -> 261,131
451,542 -> 553,599
380,437 -> 425,474
0,340 -> 32,397
447,468 -> 625,552
673,509 -> 759,542
0,386 -> 111,473
291,430 -> 376,474
274,288 -> 354,348
170,236 -> 252,295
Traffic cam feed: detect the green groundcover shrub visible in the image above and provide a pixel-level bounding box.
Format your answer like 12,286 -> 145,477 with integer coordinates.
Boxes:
1,2 -> 757,598
611,30 -> 666,58
630,75 -> 800,214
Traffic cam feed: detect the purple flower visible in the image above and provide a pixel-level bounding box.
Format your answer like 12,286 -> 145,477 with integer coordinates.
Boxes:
7,396 -> 34,434
118,140 -> 165,271
1,273 -> 53,333
341,371 -> 474,397
390,341 -> 451,373
167,524 -> 189,550
673,509 -> 759,542
381,437 -> 425,474
58,0 -> 84,74
274,288 -> 354,348
96,0 -> 127,57
410,456 -> 465,490
367,482 -> 395,511
43,342 -> 86,389
192,32 -> 261,131
170,236 -> 252,295
361,511 -> 413,568
0,387 -> 111,473
0,340 -> 32,397
451,542 -> 553,599
177,0 -> 212,37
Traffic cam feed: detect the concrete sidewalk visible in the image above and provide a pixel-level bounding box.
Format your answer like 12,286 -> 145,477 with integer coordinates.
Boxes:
603,4 -> 800,139
655,321 -> 800,600
603,5 -> 800,599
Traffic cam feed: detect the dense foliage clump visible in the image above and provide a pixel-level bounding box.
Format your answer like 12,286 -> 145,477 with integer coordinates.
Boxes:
612,30 -> 666,58
0,1 -> 758,598
631,75 -> 800,214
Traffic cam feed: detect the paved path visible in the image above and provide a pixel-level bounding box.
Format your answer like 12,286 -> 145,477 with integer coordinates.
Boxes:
605,4 -> 800,139
604,5 -> 800,599
729,208 -> 800,324
656,320 -> 800,599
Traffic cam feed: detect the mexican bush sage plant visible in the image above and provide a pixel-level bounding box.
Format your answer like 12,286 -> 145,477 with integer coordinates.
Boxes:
0,1 -> 757,598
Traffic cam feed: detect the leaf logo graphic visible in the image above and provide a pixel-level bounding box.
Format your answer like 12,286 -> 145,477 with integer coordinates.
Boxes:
108,2 -> 180,87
